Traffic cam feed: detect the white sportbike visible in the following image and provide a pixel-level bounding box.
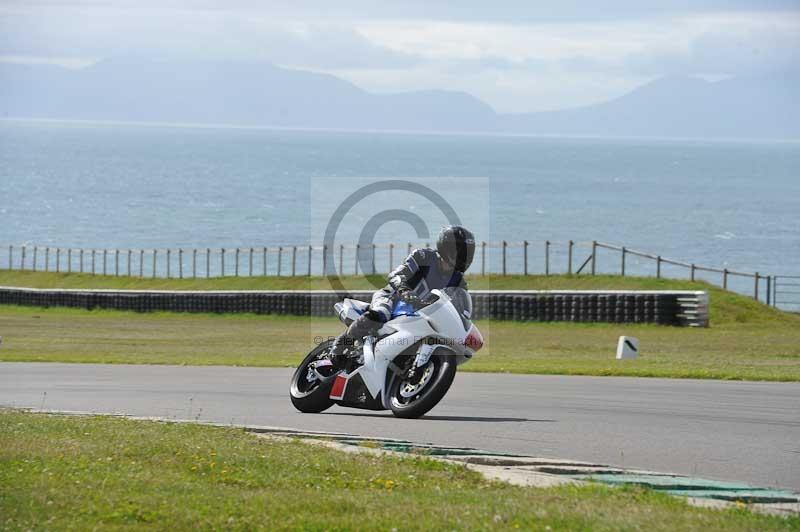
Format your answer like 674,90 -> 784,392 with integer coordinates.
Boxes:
289,287 -> 484,418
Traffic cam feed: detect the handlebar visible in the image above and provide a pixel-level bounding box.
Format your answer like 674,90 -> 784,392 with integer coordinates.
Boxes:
399,291 -> 440,310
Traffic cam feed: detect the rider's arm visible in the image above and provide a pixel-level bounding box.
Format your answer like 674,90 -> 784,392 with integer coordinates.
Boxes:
388,248 -> 430,292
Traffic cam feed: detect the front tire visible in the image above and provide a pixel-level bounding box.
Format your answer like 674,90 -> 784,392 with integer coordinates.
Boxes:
388,350 -> 457,419
290,340 -> 337,413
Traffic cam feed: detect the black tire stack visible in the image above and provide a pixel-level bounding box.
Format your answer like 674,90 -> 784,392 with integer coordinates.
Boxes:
0,287 -> 701,326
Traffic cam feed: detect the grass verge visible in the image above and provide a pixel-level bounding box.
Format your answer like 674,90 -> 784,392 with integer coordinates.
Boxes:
1,272 -> 799,380
0,269 -> 772,293
1,409 -> 795,531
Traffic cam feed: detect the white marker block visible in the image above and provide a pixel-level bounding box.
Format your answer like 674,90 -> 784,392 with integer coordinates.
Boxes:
616,336 -> 639,360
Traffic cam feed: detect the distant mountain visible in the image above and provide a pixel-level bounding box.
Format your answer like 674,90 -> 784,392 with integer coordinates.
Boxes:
1,58 -> 797,139
0,58 -> 495,132
499,75 -> 800,139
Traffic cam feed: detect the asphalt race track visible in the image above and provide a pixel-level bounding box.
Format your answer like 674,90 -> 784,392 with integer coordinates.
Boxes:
1,362 -> 798,491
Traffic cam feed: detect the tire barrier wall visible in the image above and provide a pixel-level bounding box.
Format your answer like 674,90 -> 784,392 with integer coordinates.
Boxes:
0,287 -> 709,327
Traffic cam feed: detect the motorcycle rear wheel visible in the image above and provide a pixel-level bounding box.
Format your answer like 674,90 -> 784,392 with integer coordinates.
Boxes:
388,350 -> 457,419
289,340 -> 337,413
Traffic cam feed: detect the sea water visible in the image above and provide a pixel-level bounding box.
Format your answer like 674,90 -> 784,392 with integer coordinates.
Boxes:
1,120 -> 798,290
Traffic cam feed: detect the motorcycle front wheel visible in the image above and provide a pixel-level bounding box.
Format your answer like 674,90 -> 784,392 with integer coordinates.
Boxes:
289,339 -> 337,413
388,350 -> 457,419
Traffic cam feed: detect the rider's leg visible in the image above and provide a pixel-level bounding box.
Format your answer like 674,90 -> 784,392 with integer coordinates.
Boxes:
329,310 -> 383,366
329,286 -> 394,365
369,285 -> 394,323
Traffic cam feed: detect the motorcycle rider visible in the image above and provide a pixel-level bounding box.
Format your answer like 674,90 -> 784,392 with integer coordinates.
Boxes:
329,225 -> 476,366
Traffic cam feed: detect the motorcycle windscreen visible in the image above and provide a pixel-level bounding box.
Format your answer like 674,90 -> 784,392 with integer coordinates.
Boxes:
391,300 -> 417,318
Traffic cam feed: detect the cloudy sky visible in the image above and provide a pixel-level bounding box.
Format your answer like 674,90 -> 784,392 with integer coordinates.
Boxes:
1,1 -> 798,112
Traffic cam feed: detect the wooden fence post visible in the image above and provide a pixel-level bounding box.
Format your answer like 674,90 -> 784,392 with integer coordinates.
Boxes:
766,276 -> 771,305
568,240 -> 573,274
754,272 -> 760,301
773,276 -> 778,307
544,240 -> 550,276
523,240 -> 529,275
502,240 -> 507,276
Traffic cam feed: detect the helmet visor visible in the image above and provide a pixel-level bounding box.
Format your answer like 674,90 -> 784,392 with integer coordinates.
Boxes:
440,237 -> 475,272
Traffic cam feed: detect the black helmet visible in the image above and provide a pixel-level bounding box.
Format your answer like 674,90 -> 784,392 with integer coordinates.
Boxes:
436,225 -> 476,272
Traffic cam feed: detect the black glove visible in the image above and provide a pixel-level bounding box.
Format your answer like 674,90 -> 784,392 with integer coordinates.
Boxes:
397,285 -> 422,307
420,294 -> 439,306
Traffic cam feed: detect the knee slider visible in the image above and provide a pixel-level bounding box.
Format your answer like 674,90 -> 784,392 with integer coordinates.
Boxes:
365,309 -> 387,323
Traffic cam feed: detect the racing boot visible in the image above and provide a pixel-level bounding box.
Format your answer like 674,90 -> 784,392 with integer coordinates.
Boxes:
329,310 -> 384,369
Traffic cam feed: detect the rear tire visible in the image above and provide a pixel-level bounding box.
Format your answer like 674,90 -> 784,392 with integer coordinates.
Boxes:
290,340 -> 336,413
388,350 -> 457,419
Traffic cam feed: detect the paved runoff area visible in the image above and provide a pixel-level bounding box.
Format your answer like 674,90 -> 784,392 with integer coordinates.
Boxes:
1,362 -> 799,495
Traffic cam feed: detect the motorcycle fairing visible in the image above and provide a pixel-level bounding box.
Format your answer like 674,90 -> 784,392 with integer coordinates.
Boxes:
334,298 -> 370,326
377,296 -> 470,409
329,368 -> 384,410
336,298 -> 416,326
331,290 -> 475,410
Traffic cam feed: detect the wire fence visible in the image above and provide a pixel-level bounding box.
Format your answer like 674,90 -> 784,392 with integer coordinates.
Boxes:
1,240 -> 797,311
772,276 -> 800,312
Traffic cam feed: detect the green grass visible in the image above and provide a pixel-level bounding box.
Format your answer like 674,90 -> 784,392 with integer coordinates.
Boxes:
0,269 -> 762,295
1,410 -> 795,531
1,272 -> 799,380
0,304 -> 798,380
